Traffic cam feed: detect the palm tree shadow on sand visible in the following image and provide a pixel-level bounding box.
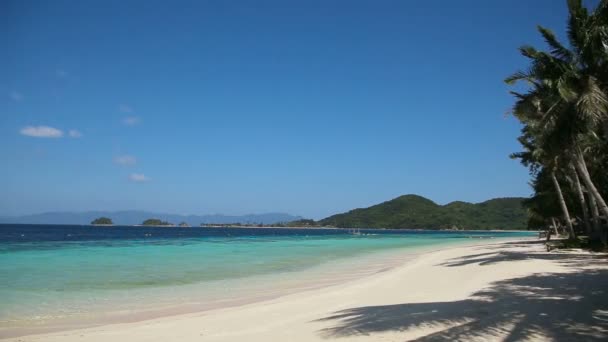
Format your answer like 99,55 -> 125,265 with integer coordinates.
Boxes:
439,240 -> 607,268
317,249 -> 608,341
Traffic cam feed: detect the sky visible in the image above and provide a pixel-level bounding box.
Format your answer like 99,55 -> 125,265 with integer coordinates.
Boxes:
0,0 -> 575,219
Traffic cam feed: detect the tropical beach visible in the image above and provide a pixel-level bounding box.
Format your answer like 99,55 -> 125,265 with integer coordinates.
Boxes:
2,237 -> 607,341
0,226 -> 532,337
3,0 -> 608,340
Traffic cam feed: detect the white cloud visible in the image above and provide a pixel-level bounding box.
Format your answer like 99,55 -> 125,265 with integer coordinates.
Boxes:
9,91 -> 23,102
119,104 -> 133,113
114,155 -> 137,166
56,69 -> 68,78
122,116 -> 141,126
119,105 -> 140,125
129,173 -> 150,182
68,129 -> 82,138
20,126 -> 64,138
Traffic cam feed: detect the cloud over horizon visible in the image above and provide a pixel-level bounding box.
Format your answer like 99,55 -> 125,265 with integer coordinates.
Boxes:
119,104 -> 133,113
122,116 -> 141,126
20,126 -> 64,138
129,173 -> 150,182
114,155 -> 137,166
119,105 -> 140,125
9,91 -> 23,102
68,129 -> 82,138
56,69 -> 68,78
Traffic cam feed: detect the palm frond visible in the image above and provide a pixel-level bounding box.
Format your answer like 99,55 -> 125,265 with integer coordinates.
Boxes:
592,0 -> 608,25
504,71 -> 529,84
519,45 -> 539,59
556,77 -> 579,102
567,0 -> 588,55
576,75 -> 608,124
537,25 -> 574,62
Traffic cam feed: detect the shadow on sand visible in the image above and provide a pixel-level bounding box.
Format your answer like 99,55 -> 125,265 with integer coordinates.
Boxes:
439,240 -> 607,268
317,249 -> 608,341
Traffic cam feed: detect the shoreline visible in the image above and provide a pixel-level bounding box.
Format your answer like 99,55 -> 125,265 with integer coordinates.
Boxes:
1,236 -> 578,341
0,222 -> 535,233
4,236 -> 606,341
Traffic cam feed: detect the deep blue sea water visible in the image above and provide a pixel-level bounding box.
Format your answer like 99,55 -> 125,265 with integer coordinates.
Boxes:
0,224 -> 535,336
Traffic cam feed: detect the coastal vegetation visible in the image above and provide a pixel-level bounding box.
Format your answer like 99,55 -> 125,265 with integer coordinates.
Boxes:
506,0 -> 608,246
142,218 -> 173,226
281,219 -> 318,227
317,195 -> 527,230
195,196 -> 528,230
91,217 -> 113,225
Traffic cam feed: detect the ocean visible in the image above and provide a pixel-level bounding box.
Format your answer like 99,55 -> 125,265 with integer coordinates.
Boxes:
0,224 -> 535,337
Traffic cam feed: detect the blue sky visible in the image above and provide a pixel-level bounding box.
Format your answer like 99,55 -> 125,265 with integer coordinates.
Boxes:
1,0 -> 572,218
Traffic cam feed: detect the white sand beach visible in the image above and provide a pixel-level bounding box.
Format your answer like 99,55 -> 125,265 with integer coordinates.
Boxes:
5,239 -> 607,342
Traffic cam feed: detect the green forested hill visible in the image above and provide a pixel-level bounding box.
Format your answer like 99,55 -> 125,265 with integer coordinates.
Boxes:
318,195 -> 528,230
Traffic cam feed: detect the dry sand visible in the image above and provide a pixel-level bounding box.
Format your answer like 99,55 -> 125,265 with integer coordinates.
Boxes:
4,239 -> 607,341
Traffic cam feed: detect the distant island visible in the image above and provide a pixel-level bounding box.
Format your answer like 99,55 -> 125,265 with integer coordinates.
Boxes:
91,217 -> 113,225
1,195 -> 528,230
199,219 -> 318,228
315,195 -> 527,230
203,195 -> 528,230
0,212 -> 302,226
142,218 -> 173,226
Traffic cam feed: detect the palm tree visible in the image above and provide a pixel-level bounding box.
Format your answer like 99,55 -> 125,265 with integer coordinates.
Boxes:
566,163 -> 591,234
506,0 -> 608,228
511,128 -> 576,238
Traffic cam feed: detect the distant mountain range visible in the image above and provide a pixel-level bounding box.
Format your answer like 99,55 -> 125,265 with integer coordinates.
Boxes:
318,194 -> 528,230
0,194 -> 529,230
0,211 -> 303,226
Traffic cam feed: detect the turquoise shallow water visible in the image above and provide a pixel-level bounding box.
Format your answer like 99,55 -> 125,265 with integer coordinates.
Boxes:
0,225 -> 535,335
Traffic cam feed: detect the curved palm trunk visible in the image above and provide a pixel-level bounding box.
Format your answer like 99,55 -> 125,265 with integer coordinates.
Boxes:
574,150 -> 608,219
588,194 -> 606,245
551,217 -> 559,236
569,164 -> 591,234
588,190 -> 601,233
551,171 -> 575,239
